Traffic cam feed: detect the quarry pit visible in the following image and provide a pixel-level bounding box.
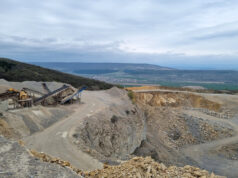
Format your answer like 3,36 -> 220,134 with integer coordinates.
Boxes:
1,81 -> 238,177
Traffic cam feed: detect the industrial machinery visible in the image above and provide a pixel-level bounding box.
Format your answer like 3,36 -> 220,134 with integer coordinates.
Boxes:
7,88 -> 29,100
8,88 -> 32,107
0,83 -> 86,109
0,88 -> 32,108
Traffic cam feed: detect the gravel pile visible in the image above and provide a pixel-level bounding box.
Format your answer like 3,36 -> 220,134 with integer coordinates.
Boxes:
0,79 -> 69,94
85,157 -> 224,178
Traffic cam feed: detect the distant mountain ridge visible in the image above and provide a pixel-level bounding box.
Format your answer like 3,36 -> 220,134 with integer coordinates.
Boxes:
32,62 -> 174,72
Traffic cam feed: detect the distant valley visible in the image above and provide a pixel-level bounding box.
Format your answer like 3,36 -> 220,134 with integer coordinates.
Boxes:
33,62 -> 238,91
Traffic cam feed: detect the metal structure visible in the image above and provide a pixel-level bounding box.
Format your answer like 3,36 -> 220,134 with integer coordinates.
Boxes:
61,86 -> 87,104
42,83 -> 51,93
0,83 -> 86,109
0,88 -> 33,109
22,88 -> 44,97
34,85 -> 69,105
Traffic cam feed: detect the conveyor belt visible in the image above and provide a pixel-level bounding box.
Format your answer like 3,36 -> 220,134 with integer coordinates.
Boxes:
42,83 -> 51,93
34,85 -> 69,104
22,88 -> 44,96
61,86 -> 87,104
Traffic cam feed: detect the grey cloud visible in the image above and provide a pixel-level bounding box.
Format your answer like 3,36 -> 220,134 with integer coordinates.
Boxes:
194,30 -> 238,40
0,0 -> 238,69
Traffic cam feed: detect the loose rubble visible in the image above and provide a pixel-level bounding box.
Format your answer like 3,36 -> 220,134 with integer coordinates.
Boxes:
28,149 -> 226,178
85,157 -> 225,178
30,150 -> 84,175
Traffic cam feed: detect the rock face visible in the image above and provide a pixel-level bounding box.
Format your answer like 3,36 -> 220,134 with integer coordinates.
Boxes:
85,157 -> 224,178
0,136 -> 80,178
72,88 -> 146,161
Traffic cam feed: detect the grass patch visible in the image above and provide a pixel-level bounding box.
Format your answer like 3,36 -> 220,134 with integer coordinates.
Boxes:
127,90 -> 135,104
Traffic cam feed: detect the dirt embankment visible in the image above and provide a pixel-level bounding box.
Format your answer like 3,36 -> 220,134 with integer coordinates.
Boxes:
134,91 -> 221,111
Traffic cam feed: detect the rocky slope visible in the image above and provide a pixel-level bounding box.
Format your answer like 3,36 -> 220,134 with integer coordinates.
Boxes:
71,87 -> 146,162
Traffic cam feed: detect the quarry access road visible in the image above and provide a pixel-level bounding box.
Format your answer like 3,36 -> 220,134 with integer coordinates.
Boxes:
181,110 -> 238,178
24,90 -> 115,171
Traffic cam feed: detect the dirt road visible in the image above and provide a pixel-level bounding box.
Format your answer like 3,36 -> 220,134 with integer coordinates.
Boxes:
24,90 -> 116,171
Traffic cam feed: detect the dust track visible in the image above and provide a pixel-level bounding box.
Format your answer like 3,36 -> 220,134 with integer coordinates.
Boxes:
23,90 -> 115,171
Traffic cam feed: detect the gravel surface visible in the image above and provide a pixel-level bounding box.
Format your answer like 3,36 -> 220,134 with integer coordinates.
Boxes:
0,79 -> 69,94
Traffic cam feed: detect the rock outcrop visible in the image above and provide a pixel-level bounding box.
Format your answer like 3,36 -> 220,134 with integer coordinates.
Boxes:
72,87 -> 146,161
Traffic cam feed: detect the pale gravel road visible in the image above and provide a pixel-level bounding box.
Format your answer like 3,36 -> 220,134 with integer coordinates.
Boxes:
23,90 -> 116,171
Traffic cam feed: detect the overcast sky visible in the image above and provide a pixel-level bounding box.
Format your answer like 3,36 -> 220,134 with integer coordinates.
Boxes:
0,0 -> 238,69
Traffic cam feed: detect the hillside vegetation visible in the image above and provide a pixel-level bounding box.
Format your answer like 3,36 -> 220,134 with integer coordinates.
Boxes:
0,58 -> 113,90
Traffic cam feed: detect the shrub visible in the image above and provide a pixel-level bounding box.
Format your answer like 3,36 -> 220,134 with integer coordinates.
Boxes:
127,90 -> 134,102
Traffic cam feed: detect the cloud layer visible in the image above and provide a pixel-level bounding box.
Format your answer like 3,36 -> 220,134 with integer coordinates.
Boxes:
0,0 -> 238,69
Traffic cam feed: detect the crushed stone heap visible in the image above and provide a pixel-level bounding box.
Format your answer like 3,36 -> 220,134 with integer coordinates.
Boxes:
85,157 -> 225,178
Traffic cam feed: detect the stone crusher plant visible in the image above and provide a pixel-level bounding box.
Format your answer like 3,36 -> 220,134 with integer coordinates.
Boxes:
0,82 -> 86,110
